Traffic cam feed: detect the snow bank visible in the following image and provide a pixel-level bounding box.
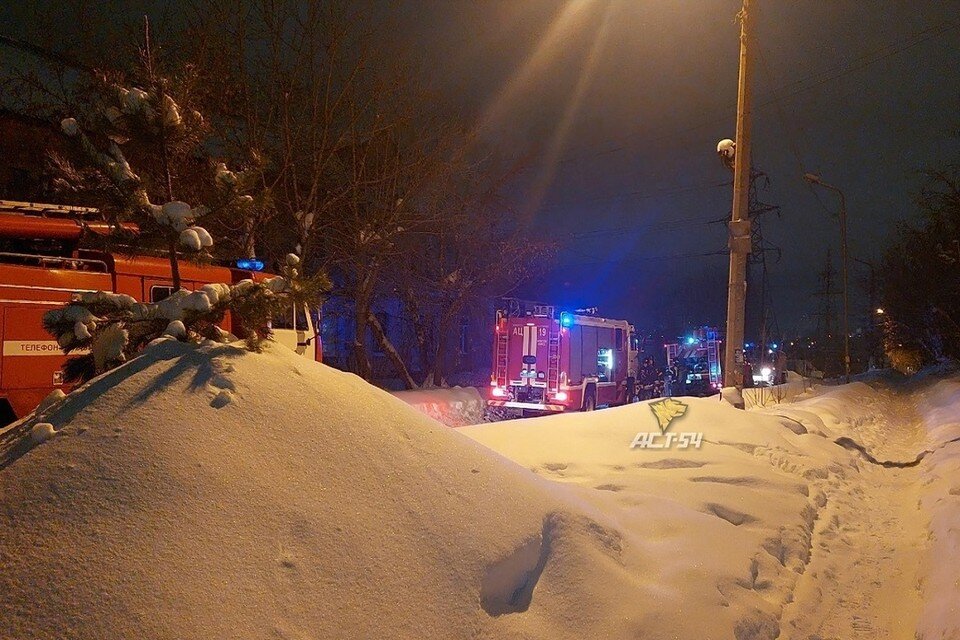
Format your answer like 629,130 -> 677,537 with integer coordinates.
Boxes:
906,378 -> 960,640
461,376 -> 960,639
4,337 -> 960,639
391,386 -> 486,427
0,341 -> 666,640
758,376 -> 960,638
463,396 -> 853,640
767,380 -> 925,460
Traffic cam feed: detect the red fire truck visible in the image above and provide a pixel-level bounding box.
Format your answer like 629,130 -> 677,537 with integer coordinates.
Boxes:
665,326 -> 723,395
0,200 -> 321,425
488,301 -> 638,414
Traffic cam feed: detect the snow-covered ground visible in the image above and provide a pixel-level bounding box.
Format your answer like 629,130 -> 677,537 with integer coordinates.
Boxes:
391,386 -> 487,427
2,342 -> 959,639
464,379 -> 960,639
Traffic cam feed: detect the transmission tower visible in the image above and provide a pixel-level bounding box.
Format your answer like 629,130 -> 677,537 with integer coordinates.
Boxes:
812,249 -> 841,375
744,171 -> 781,363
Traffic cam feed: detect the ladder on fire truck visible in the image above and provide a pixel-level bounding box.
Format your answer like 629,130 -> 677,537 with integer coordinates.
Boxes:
0,200 -> 102,219
546,331 -> 560,394
705,338 -> 721,385
494,310 -> 509,388
531,304 -> 561,394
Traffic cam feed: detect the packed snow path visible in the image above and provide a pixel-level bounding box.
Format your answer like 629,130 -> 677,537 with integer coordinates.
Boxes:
773,380 -> 955,640
779,462 -> 924,639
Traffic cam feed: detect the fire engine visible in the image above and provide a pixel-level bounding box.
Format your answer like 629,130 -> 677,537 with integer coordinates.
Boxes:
488,300 -> 638,414
665,326 -> 723,395
0,200 -> 321,425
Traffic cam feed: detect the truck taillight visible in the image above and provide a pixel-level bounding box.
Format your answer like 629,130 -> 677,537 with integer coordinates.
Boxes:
554,391 -> 568,401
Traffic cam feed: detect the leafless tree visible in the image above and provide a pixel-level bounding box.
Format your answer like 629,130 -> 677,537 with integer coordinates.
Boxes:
181,0 -> 378,266
372,139 -> 556,387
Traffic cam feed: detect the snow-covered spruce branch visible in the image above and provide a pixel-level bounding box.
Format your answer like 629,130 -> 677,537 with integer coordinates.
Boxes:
43,256 -> 323,383
59,81 -> 259,288
61,114 -> 220,253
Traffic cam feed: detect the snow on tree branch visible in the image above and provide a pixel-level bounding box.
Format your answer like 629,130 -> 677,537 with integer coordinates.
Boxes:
42,264 -> 325,383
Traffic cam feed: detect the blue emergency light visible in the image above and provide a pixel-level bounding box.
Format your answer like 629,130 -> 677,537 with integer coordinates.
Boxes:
560,312 -> 574,328
235,258 -> 265,271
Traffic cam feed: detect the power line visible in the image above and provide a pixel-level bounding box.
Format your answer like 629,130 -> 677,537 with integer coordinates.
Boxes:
0,34 -> 92,73
752,20 -> 958,110
537,179 -> 729,212
754,48 -> 838,219
555,20 -> 959,166
537,20 -> 958,224
559,186 -> 782,242
559,213 -> 723,241
544,19 -> 959,250
556,249 -> 728,269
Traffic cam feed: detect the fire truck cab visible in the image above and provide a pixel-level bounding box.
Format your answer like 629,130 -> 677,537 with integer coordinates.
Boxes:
488,301 -> 638,414
0,200 -> 321,425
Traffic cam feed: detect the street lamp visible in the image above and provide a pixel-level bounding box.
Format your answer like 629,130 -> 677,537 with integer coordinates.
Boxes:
803,172 -> 851,383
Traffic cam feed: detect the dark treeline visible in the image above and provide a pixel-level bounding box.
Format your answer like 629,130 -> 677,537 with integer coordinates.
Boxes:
0,0 -> 555,387
881,159 -> 960,373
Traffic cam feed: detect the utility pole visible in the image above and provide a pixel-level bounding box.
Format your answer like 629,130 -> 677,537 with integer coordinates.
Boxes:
723,0 -> 753,390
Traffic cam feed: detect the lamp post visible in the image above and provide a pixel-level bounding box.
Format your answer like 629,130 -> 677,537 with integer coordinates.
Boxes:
804,173 -> 851,383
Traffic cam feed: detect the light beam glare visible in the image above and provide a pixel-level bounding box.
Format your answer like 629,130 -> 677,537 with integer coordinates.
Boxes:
522,0 -> 617,221
477,0 -> 603,134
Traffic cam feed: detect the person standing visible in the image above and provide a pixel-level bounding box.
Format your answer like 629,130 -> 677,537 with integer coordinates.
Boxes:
665,360 -> 681,397
653,368 -> 665,398
639,357 -> 657,400
775,349 -> 788,385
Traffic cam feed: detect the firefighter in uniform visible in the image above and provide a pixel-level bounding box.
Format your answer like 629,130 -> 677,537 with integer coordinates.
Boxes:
638,357 -> 657,401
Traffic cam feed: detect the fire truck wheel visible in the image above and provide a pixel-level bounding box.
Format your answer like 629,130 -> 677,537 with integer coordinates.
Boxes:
0,400 -> 16,427
582,388 -> 596,412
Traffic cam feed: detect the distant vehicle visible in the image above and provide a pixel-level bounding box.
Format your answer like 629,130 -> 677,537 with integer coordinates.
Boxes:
0,200 -> 321,425
665,327 -> 723,396
488,300 -> 638,415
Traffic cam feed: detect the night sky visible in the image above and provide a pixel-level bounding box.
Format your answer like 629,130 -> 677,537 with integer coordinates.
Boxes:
382,1 -> 960,339
3,1 -> 959,340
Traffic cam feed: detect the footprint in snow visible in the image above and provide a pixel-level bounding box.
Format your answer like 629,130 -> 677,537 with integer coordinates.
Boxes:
594,483 -> 625,492
210,389 -> 233,409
